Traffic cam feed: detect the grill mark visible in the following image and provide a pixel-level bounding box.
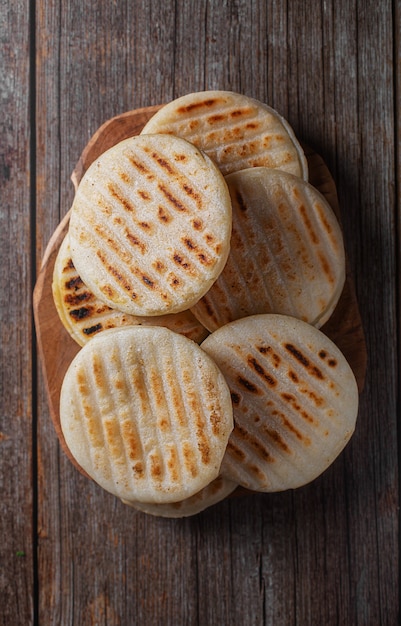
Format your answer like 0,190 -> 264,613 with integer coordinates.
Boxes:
127,155 -> 152,176
284,343 -> 325,380
82,323 -> 103,336
235,190 -> 248,212
237,375 -> 260,394
125,230 -> 147,254
107,182 -> 135,213
299,204 -> 318,244
158,183 -> 188,212
65,275 -> 83,290
64,290 -> 93,306
176,98 -> 219,113
247,356 -> 277,387
69,306 -> 92,320
96,250 -> 134,295
235,424 -> 274,462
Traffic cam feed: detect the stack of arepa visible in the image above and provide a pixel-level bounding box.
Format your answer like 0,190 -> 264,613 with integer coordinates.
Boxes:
53,90 -> 359,517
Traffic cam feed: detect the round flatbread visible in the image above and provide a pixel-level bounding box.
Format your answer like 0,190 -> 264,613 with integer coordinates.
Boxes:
141,90 -> 308,179
191,168 -> 345,331
60,325 -> 233,503
52,233 -> 209,346
69,133 -> 232,316
201,314 -> 359,492
122,475 -> 237,518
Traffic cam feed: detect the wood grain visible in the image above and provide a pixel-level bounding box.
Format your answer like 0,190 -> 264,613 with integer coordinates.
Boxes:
1,0 -> 398,624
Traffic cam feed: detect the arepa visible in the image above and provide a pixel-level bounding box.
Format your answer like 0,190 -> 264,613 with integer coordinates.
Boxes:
68,133 -> 232,316
52,233 -> 209,346
122,475 -> 237,518
141,90 -> 308,179
201,314 -> 358,492
191,168 -> 345,331
60,325 -> 233,503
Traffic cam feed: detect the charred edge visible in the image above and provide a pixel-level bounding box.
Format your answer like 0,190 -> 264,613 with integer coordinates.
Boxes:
247,357 -> 277,387
83,323 -> 102,335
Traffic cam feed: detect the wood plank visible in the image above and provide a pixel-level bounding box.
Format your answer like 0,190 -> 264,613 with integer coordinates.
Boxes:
0,1 -> 34,624
32,0 -> 399,624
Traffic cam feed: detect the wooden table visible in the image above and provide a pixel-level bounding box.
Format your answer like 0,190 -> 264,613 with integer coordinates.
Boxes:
1,1 -> 399,624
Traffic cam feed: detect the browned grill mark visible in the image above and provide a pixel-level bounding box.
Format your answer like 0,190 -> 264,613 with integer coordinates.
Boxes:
158,206 -> 172,223
237,376 -> 260,394
83,323 -> 102,335
247,356 -> 277,387
172,252 -> 192,271
318,251 -> 335,284
137,190 -> 151,200
316,204 -> 334,235
272,410 -> 310,444
158,184 -> 188,212
138,221 -> 151,230
128,155 -> 151,175
257,345 -> 281,368
227,440 -> 246,461
264,427 -> 291,453
69,306 -> 92,320
182,183 -> 201,205
184,237 -> 195,250
107,182 -> 135,213
64,258 -> 74,271
64,290 -> 93,306
288,370 -> 299,383
149,453 -> 163,480
319,350 -> 327,359
284,343 -> 324,380
236,424 -> 273,462
231,391 -> 241,405
141,274 -> 154,288
167,448 -> 179,483
174,153 -> 187,162
246,122 -> 259,130
235,190 -> 248,212
96,250 -> 133,294
207,113 -> 225,123
177,98 -> 218,113
169,274 -> 181,288
151,151 -> 174,175
328,358 -> 337,367
125,230 -> 147,255
119,171 -> 130,184
299,205 -> 318,244
230,107 -> 252,118
182,442 -> 198,477
192,218 -> 202,230
280,393 -> 315,424
120,420 -> 140,462
132,462 -> 144,477
65,275 -> 83,290
153,260 -> 166,273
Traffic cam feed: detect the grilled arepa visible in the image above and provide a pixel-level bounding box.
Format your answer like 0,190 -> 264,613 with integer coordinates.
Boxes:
68,133 -> 232,316
52,233 -> 209,346
201,314 -> 359,492
122,475 -> 237,518
60,325 -> 233,503
141,90 -> 308,179
191,168 -> 345,331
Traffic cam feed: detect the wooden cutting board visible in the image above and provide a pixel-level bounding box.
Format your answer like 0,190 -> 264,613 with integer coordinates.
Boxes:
33,104 -> 367,481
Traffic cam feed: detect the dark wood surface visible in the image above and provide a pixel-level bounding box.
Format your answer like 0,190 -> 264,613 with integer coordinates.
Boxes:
1,1 -> 399,624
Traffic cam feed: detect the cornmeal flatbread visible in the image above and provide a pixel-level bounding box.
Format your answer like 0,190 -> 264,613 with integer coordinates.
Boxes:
52,233 -> 209,346
141,90 -> 308,178
201,314 -> 359,492
60,325 -> 233,503
122,475 -> 237,518
69,133 -> 232,316
191,168 -> 345,331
